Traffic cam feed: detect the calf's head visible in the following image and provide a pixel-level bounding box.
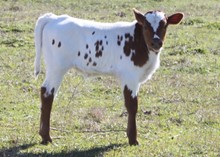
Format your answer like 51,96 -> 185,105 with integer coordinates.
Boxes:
133,9 -> 183,53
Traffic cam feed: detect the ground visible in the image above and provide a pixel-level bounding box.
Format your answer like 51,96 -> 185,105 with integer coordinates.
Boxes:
0,0 -> 220,156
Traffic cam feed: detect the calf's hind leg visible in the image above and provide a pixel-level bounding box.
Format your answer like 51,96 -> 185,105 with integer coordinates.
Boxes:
39,87 -> 54,144
39,71 -> 65,144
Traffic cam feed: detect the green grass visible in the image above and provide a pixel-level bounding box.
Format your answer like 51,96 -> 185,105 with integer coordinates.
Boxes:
0,0 -> 220,156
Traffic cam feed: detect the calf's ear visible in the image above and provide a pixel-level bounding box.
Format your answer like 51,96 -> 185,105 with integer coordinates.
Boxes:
133,8 -> 145,26
167,13 -> 184,25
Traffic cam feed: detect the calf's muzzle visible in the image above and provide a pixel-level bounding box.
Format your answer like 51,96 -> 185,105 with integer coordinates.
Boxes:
151,38 -> 163,51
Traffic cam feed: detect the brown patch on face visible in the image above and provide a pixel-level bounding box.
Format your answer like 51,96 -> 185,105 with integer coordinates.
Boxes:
123,85 -> 139,145
143,20 -> 154,49
123,23 -> 149,67
156,19 -> 167,42
143,16 -> 167,52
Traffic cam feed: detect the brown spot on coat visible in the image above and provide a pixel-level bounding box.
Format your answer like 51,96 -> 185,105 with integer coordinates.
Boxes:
123,23 -> 149,67
95,50 -> 102,58
78,51 -> 80,56
123,33 -> 133,56
117,41 -> 121,46
93,62 -> 97,66
100,40 -> 103,45
86,57 -> 92,66
52,39 -> 55,45
117,35 -> 123,46
86,44 -> 89,49
92,31 -> 95,35
95,40 -> 99,51
125,33 -> 131,38
95,40 -> 103,58
84,53 -> 88,59
58,41 -> 61,48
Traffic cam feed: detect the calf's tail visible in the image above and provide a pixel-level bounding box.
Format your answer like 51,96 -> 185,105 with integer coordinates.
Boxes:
34,13 -> 56,77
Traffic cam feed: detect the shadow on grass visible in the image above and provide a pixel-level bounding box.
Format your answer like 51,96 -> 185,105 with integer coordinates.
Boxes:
0,142 -> 124,157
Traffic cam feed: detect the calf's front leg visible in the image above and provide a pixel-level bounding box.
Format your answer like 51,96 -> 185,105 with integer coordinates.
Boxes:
123,85 -> 139,146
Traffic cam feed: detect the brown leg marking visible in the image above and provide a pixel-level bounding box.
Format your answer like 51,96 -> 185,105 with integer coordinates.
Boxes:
39,87 -> 55,145
123,85 -> 139,146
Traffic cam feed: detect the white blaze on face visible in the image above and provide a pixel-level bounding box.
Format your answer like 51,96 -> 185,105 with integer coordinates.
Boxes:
145,11 -> 166,33
153,34 -> 160,39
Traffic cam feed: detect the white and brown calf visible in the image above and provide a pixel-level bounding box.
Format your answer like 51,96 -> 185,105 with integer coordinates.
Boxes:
34,9 -> 183,146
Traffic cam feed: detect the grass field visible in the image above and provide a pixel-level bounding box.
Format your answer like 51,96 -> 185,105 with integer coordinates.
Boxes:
0,0 -> 220,156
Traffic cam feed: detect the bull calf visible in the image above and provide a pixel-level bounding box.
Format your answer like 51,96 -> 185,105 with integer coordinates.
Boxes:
34,8 -> 183,145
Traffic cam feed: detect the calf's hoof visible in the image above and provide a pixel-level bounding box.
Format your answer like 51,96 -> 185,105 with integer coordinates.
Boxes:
129,140 -> 139,146
40,133 -> 52,145
40,136 -> 52,145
